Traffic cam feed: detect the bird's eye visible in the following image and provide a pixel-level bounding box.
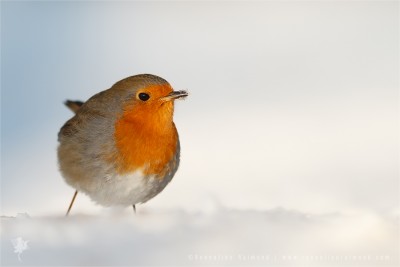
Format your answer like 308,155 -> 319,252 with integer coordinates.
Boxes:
138,93 -> 150,101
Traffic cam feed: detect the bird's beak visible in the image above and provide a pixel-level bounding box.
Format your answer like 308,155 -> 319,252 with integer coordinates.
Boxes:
162,90 -> 188,101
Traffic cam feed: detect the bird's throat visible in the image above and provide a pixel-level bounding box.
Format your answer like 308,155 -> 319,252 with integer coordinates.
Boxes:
113,104 -> 178,177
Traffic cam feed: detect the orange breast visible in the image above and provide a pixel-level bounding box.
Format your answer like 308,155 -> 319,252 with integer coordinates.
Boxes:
113,99 -> 178,177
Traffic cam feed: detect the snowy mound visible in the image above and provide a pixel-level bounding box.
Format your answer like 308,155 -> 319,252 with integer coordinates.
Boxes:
1,208 -> 397,266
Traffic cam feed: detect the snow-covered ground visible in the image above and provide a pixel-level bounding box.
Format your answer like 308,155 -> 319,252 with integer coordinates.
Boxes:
1,208 -> 398,266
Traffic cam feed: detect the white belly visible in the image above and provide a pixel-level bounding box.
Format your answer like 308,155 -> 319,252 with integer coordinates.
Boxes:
83,170 -> 161,206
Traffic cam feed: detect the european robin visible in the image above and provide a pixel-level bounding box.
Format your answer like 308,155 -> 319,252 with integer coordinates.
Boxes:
58,74 -> 188,215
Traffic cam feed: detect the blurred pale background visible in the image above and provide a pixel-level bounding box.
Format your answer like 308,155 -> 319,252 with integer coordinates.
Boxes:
1,1 -> 398,217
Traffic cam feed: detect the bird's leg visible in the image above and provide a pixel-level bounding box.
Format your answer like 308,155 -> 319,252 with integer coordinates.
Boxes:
132,205 -> 136,214
66,190 -> 78,216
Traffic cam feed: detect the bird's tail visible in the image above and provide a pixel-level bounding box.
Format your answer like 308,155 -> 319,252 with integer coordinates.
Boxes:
64,100 -> 84,114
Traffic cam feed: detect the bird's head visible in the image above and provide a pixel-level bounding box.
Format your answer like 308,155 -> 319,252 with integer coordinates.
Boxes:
114,74 -> 188,127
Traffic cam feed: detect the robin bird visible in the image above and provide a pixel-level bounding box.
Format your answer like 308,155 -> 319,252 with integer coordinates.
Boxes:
58,74 -> 188,215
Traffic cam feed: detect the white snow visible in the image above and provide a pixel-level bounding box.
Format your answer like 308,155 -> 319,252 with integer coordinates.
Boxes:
1,207 -> 398,266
